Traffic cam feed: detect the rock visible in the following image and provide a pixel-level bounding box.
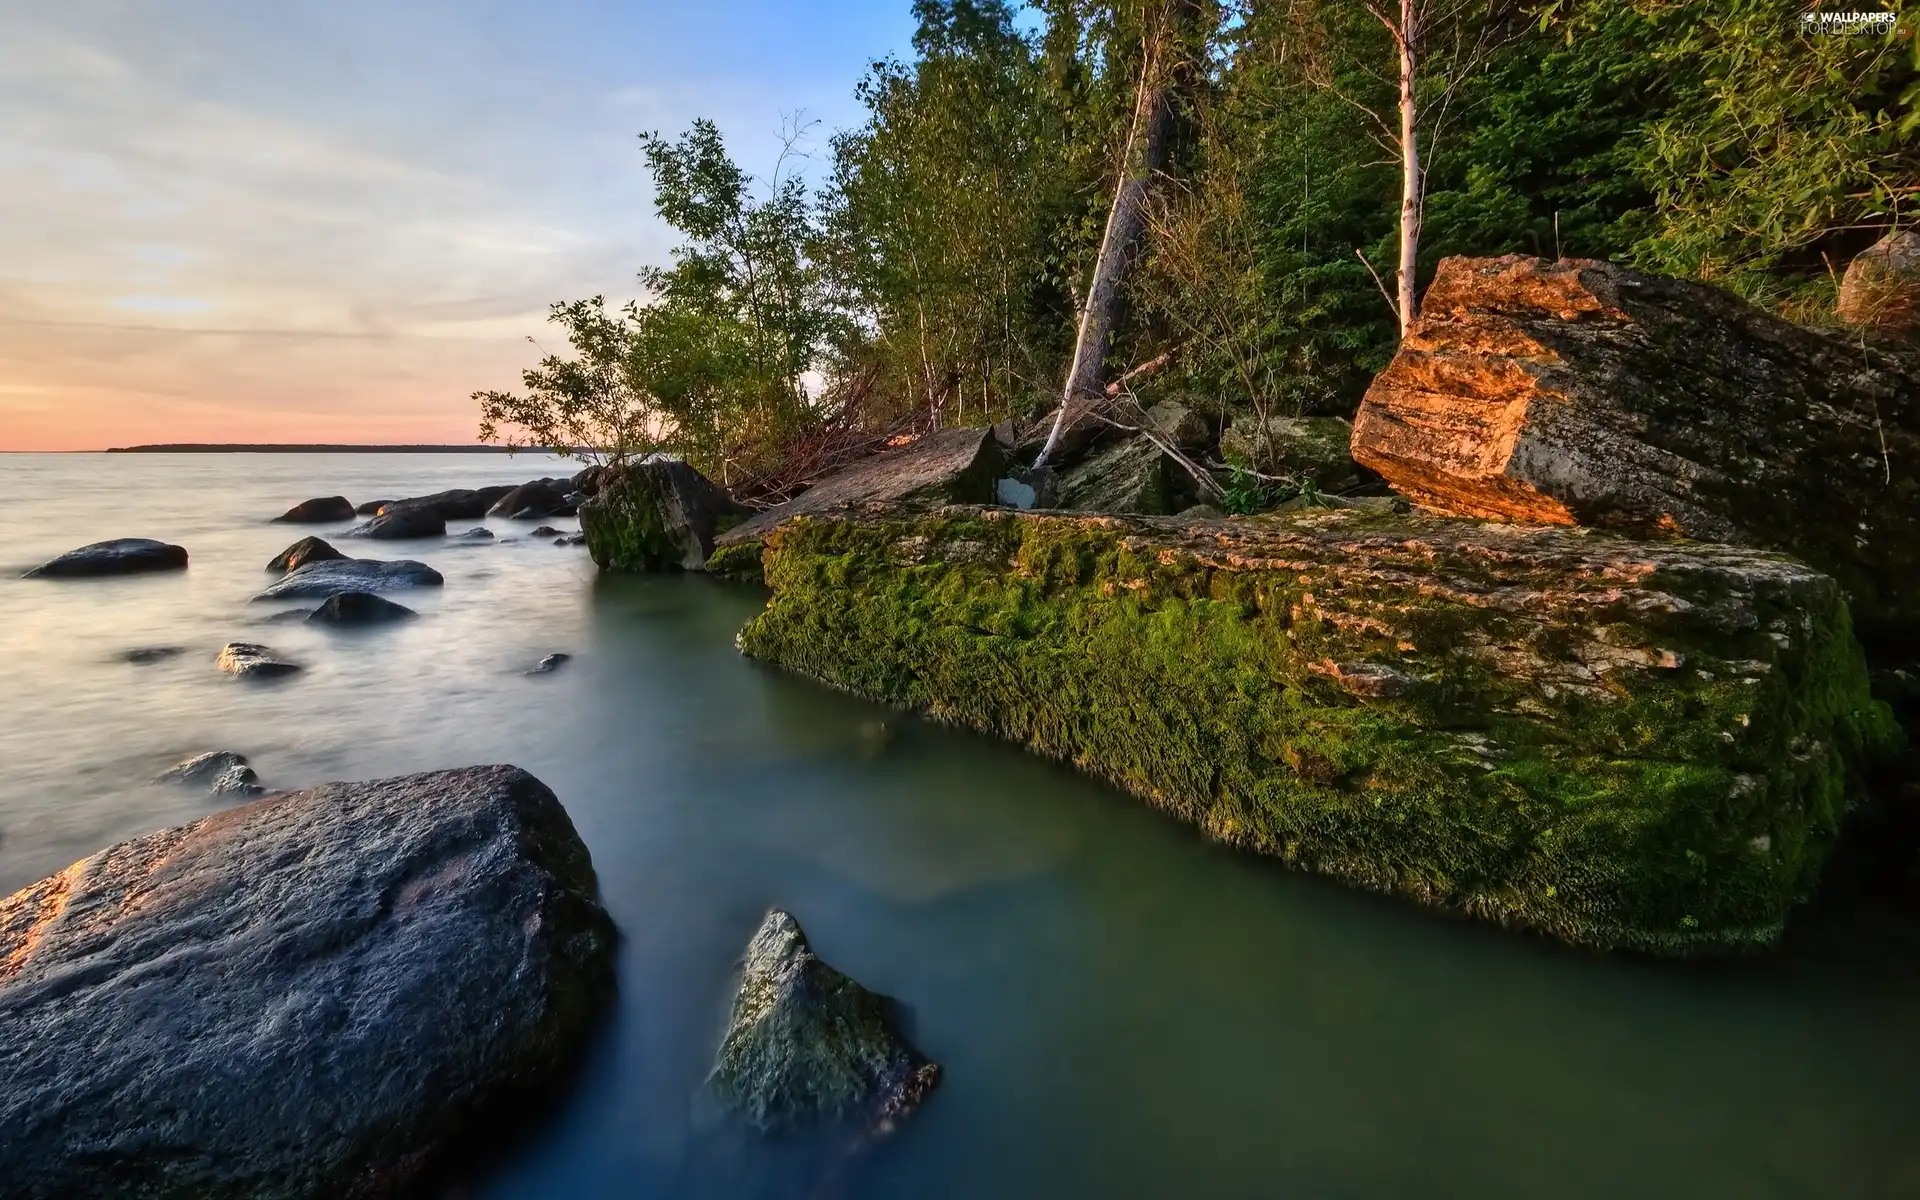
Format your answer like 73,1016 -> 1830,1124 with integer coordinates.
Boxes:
1350,255 -> 1920,658
24,538 -> 187,579
121,646 -> 186,664
1056,435 -> 1175,514
353,504 -> 448,540
570,465 -> 610,496
454,526 -> 496,541
154,750 -> 252,790
0,765 -> 617,1200
272,496 -> 355,524
1838,230 -> 1920,336
1177,504 -> 1223,520
1219,414 -> 1360,490
381,486 -> 517,521
580,458 -> 746,573
488,480 -> 570,520
1146,400 -> 1210,449
253,556 -> 444,601
717,428 -> 1006,552
990,418 -> 1018,448
711,910 -> 939,1135
737,506 -> 1901,953
307,592 -> 418,626
355,498 -> 393,516
1014,409 -> 1115,464
266,535 -> 348,573
531,525 -> 563,538
215,642 -> 301,679
525,653 -> 570,675
555,534 -> 586,547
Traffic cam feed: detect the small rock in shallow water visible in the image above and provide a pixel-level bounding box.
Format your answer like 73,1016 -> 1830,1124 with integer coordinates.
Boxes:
155,750 -> 251,789
531,525 -> 563,538
307,591 -> 417,626
121,646 -> 186,664
24,538 -> 187,579
215,642 -> 301,679
454,526 -> 495,541
711,909 -> 939,1136
525,653 -> 571,675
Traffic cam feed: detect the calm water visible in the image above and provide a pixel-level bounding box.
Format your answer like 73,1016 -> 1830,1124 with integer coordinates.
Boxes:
2,452 -> 1917,1199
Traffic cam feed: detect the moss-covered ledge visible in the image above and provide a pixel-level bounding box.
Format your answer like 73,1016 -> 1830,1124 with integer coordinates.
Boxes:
736,507 -> 1901,953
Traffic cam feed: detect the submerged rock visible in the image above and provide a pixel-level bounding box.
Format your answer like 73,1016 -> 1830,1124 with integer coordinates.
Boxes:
454,526 -> 496,541
580,458 -> 745,573
272,496 -> 355,524
266,535 -> 348,573
215,642 -> 301,679
354,504 -> 448,540
737,506 -> 1901,953
121,646 -> 186,665
0,765 -> 617,1200
525,653 -> 571,675
24,538 -> 187,579
307,591 -> 418,626
531,525 -> 563,538
253,556 -> 443,600
711,910 -> 939,1135
1350,254 -> 1920,658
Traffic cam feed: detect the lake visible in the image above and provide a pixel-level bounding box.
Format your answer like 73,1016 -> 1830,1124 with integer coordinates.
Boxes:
2,451 -> 1916,1198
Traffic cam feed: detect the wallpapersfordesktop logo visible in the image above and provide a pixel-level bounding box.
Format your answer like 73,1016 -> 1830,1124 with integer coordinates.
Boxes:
1799,8 -> 1898,36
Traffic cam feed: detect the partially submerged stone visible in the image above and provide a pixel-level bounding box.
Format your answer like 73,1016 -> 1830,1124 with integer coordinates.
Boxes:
154,750 -> 261,797
0,765 -> 616,1200
579,458 -> 744,572
216,641 -> 301,679
253,556 -> 444,600
307,591 -> 418,626
266,535 -> 348,573
272,496 -> 355,524
711,910 -> 939,1135
717,428 -> 1005,551
24,538 -> 187,579
380,486 -> 516,521
1351,255 -> 1920,657
737,507 -> 1900,953
354,504 -> 448,540
488,479 -> 572,520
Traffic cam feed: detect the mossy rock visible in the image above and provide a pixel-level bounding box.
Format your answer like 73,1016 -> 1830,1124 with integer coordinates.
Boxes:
736,507 -> 1902,954
1055,435 -> 1176,515
579,458 -> 741,573
1219,414 -> 1359,490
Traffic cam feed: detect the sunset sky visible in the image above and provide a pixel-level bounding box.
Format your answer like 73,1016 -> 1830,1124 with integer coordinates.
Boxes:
0,0 -> 916,451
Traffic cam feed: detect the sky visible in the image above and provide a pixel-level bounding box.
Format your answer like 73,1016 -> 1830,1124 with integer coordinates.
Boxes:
0,0 -> 920,450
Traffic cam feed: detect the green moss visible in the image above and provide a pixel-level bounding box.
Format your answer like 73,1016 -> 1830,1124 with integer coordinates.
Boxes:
738,509 -> 1901,953
705,539 -> 767,583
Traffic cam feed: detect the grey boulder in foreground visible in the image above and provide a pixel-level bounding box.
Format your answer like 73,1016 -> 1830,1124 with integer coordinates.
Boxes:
0,765 -> 618,1200
24,538 -> 187,579
253,556 -> 444,600
712,909 -> 939,1137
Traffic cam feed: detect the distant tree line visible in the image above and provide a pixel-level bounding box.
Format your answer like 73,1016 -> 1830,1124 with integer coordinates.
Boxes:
478,0 -> 1918,484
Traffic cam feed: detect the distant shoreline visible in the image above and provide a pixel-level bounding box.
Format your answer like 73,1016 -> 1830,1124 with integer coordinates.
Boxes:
103,444 -> 529,454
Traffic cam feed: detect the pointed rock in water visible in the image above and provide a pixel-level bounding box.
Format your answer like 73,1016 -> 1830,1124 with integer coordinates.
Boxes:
307,591 -> 417,626
711,910 -> 939,1136
272,496 -> 355,524
525,653 -> 571,675
253,556 -> 443,600
216,642 -> 301,679
266,535 -> 348,573
24,538 -> 187,579
0,765 -> 617,1200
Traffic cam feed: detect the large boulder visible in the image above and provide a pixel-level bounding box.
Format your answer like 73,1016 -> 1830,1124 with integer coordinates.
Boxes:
266,535 -> 348,574
1838,230 -> 1920,336
487,480 -> 569,520
1220,415 -> 1360,491
353,504 -> 448,540
379,486 -> 516,521
253,556 -> 443,601
717,428 -> 1006,552
711,910 -> 939,1135
579,458 -> 745,573
0,765 -> 616,1200
737,506 -> 1900,953
272,496 -> 355,524
24,538 -> 187,579
307,592 -> 418,626
1351,255 -> 1920,658
1055,435 -> 1176,515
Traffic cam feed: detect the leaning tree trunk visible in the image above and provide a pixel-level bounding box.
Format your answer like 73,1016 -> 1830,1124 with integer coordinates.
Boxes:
1395,0 -> 1421,336
1032,10 -> 1189,471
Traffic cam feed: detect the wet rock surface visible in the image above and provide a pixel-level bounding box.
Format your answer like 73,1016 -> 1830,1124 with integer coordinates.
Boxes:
354,504 -> 448,540
525,653 -> 571,675
215,642 -> 302,679
380,486 -> 516,521
1351,255 -> 1920,657
153,749 -> 257,794
24,538 -> 188,579
580,458 -> 746,572
253,557 -> 444,601
122,646 -> 187,665
307,592 -> 418,626
0,765 -> 617,1200
711,909 -> 939,1135
272,496 -> 355,524
266,536 -> 348,574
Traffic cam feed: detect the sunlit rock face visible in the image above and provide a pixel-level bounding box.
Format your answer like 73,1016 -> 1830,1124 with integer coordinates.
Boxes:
1351,255 -> 1920,658
0,765 -> 616,1200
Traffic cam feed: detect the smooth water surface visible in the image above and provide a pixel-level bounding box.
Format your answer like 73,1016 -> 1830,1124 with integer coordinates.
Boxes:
2,452 -> 1917,1199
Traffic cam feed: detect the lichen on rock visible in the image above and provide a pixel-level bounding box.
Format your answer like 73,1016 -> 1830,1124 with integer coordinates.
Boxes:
736,506 -> 1901,953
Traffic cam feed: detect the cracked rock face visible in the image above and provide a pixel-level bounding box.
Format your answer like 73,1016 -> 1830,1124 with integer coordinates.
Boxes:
0,765 -> 616,1200
1351,255 -> 1920,658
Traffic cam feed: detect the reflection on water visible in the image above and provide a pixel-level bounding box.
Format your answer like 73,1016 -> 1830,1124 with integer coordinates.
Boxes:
2,453 -> 1918,1198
